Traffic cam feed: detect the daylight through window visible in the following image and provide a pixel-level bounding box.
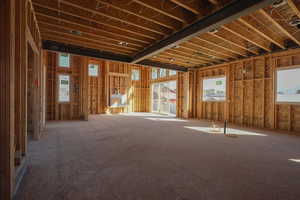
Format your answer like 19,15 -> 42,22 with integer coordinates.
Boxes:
276,67 -> 300,103
202,76 -> 226,101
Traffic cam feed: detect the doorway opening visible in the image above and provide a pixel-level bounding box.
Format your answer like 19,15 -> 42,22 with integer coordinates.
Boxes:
151,80 -> 177,115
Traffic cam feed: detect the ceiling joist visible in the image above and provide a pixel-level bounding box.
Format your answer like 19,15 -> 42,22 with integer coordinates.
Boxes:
260,9 -> 300,46
33,2 -> 160,40
132,0 -> 277,64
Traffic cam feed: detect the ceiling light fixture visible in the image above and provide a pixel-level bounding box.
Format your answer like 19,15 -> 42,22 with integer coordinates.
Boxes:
118,41 -> 129,46
209,28 -> 218,34
70,30 -> 82,36
289,18 -> 300,27
272,0 -> 286,8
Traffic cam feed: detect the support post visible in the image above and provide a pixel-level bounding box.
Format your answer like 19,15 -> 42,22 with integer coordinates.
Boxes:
0,0 -> 16,199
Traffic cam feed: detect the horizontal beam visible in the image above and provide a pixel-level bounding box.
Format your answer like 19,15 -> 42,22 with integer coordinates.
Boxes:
137,59 -> 188,72
42,40 -> 188,71
42,40 -> 132,62
132,0 -> 277,63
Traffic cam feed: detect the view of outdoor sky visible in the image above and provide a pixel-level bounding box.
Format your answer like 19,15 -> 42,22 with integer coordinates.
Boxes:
203,77 -> 226,101
277,68 -> 300,102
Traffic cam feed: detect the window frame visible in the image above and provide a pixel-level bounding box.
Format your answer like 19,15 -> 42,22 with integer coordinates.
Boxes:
202,75 -> 227,102
169,70 -> 177,76
57,74 -> 71,103
131,69 -> 140,81
88,63 -> 99,77
151,68 -> 158,80
275,65 -> 300,105
58,53 -> 71,68
159,68 -> 167,78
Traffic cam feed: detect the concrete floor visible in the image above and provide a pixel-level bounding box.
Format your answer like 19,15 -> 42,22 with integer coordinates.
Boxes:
16,113 -> 300,200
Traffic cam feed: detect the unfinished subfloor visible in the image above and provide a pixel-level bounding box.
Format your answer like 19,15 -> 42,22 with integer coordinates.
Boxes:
16,113 -> 300,200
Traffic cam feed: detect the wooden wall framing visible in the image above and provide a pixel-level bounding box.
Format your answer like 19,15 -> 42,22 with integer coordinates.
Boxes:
191,49 -> 300,133
1,0 -> 44,199
45,51 -> 151,119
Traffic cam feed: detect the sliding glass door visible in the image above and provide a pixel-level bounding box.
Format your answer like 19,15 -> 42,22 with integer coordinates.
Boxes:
151,81 -> 177,115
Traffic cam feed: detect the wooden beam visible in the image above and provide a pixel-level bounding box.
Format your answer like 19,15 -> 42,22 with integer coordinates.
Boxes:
170,0 -> 201,15
42,35 -> 135,55
196,36 -> 247,56
132,0 -> 277,63
132,0 -> 193,23
36,13 -> 150,46
34,0 -> 170,36
239,15 -> 285,49
287,0 -> 300,18
153,57 -> 192,67
38,22 -> 143,49
42,40 -> 132,62
208,29 -> 259,55
39,26 -> 140,51
166,48 -> 215,63
160,51 -> 207,64
26,27 -> 40,54
155,54 -> 202,66
184,41 -> 233,60
260,9 -> 300,46
96,0 -> 181,30
138,59 -> 188,71
0,0 -> 15,199
201,32 -> 251,56
223,22 -> 272,52
33,2 -> 159,40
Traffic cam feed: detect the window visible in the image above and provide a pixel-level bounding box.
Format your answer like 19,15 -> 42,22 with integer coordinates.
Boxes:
58,75 -> 70,102
131,69 -> 140,80
152,68 -> 158,79
169,70 -> 177,76
276,67 -> 300,103
58,53 -> 70,68
203,76 -> 226,101
151,81 -> 177,115
88,64 -> 99,77
160,69 -> 166,78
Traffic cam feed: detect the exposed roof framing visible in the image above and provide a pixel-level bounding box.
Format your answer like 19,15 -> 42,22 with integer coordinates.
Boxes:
132,0 -> 194,23
222,21 -> 272,52
138,59 -> 188,71
238,15 -> 285,49
95,0 -> 181,30
36,0 -> 300,70
43,40 -> 132,62
287,0 -> 300,18
259,8 -> 300,46
132,0 -> 278,63
170,0 -> 204,15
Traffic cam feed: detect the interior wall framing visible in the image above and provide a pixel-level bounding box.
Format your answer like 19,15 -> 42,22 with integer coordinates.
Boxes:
192,48 -> 300,133
45,51 -> 151,119
1,0 -> 44,199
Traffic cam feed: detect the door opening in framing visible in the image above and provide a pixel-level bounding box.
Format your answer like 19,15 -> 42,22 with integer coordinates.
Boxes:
151,80 -> 177,115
